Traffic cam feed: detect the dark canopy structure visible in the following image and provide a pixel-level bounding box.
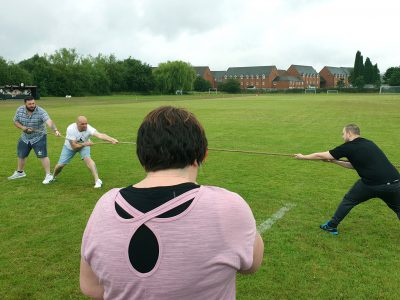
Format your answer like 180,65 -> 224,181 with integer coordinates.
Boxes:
0,85 -> 40,100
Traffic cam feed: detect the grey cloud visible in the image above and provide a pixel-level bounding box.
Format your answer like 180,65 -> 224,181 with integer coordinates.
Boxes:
133,0 -> 240,38
0,0 -> 398,72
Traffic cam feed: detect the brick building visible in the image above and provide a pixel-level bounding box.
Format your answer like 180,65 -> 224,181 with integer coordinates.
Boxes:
211,71 -> 226,89
272,70 -> 304,89
319,66 -> 352,88
193,66 -> 215,88
225,66 -> 279,89
195,63 -> 349,91
287,65 -> 320,88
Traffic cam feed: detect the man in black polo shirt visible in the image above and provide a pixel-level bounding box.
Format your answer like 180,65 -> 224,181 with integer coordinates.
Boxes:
295,124 -> 400,235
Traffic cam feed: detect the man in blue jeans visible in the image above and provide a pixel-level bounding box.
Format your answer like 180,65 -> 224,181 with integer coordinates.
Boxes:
295,124 -> 400,235
8,96 -> 61,184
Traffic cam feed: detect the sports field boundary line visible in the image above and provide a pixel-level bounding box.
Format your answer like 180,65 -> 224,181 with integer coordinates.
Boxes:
257,203 -> 296,233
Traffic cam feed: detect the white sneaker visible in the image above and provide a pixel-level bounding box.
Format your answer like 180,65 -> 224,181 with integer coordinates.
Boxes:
8,171 -> 26,180
42,174 -> 54,184
94,179 -> 102,188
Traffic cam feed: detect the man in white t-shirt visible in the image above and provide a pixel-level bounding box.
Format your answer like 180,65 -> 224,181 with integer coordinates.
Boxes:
52,116 -> 118,188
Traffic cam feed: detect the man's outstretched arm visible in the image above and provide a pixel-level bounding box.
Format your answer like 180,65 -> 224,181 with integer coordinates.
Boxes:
93,132 -> 118,144
294,151 -> 354,169
294,151 -> 334,160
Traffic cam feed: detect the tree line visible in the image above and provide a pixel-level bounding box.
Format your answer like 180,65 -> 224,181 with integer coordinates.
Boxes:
1,48 -> 399,96
351,50 -> 400,87
0,48 -> 222,97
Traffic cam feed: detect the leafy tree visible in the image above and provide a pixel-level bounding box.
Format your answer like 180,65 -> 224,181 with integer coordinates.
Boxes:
90,55 -> 112,95
17,49 -> 156,96
49,48 -> 80,66
19,54 -> 56,96
353,76 -> 365,88
383,67 -> 400,84
122,57 -> 154,93
7,63 -> 33,85
97,54 -> 126,93
47,48 -> 83,96
353,51 -> 364,82
388,68 -> 400,86
220,78 -> 241,93
0,57 -> 9,85
372,64 -> 381,86
79,56 -> 111,95
364,57 -> 373,84
153,61 -> 196,94
193,76 -> 212,92
0,57 -> 33,86
351,51 -> 380,87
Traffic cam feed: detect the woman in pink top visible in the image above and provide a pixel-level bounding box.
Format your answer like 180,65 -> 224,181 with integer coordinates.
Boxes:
80,106 -> 264,299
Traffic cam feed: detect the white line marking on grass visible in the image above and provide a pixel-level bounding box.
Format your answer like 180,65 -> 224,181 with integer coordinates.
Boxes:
257,203 -> 296,233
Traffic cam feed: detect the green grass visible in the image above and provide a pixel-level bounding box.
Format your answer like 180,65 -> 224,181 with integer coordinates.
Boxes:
1,93 -> 399,299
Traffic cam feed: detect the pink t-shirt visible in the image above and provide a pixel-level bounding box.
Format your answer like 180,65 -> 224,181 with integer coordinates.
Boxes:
81,185 -> 256,300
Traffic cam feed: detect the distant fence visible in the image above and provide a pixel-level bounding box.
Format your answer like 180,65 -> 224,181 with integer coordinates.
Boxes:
241,87 -> 381,94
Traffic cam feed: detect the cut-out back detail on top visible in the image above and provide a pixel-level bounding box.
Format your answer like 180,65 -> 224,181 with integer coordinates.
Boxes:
114,187 -> 200,276
115,200 -> 193,219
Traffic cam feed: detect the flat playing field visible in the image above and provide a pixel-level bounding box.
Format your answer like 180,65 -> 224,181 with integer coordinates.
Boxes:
1,93 -> 399,299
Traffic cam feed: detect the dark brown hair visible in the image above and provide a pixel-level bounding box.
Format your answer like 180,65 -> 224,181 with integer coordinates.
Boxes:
24,96 -> 35,103
136,106 -> 208,172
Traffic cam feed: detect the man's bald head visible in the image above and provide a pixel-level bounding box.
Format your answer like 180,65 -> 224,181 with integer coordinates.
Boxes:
76,116 -> 88,132
77,116 -> 87,123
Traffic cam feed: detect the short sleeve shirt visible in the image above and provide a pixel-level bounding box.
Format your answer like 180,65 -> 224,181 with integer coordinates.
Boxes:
81,185 -> 256,300
13,105 -> 50,144
329,137 -> 399,185
64,123 -> 97,150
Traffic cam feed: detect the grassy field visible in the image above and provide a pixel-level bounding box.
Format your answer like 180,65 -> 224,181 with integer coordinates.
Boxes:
1,93 -> 399,299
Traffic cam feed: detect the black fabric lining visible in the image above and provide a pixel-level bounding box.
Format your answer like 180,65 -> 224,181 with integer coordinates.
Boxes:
115,182 -> 199,273
128,224 -> 159,273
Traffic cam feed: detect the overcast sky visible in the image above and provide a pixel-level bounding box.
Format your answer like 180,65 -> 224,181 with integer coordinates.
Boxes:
1,0 -> 399,72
